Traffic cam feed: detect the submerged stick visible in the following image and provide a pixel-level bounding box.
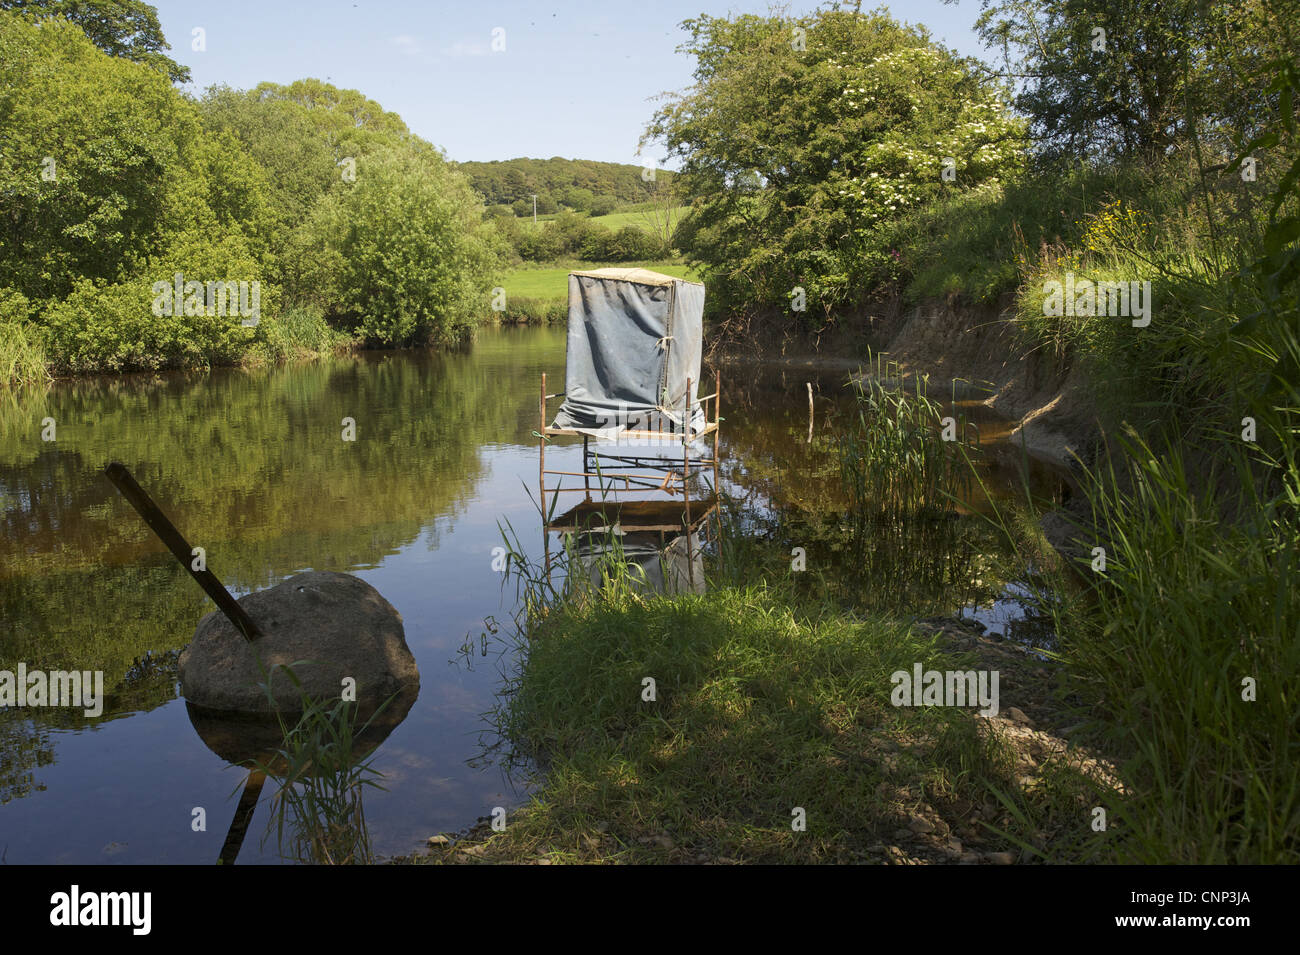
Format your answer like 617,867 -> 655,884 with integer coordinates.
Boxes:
105,461 -> 262,641
807,382 -> 814,444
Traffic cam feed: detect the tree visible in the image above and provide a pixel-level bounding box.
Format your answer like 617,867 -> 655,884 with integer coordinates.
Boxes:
645,6 -> 1026,322
2,0 -> 190,82
966,0 -> 1291,163
637,179 -> 683,252
291,145 -> 503,346
559,186 -> 595,212
0,12 -> 269,304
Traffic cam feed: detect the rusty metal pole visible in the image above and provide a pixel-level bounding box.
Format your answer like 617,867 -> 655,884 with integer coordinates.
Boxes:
683,378 -> 694,588
540,372 -> 550,585
539,372 -> 547,521
105,462 -> 261,641
583,434 -> 591,501
714,368 -> 721,498
808,382 -> 814,444
713,368 -> 722,546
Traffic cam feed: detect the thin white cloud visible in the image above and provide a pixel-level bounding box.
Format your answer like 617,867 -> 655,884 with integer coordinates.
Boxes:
391,35 -> 423,57
443,38 -> 490,58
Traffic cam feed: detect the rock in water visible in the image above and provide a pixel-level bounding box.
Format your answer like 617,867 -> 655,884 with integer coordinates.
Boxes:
179,571 -> 419,714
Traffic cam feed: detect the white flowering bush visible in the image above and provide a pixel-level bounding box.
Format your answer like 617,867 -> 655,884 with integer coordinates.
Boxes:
830,47 -> 1026,234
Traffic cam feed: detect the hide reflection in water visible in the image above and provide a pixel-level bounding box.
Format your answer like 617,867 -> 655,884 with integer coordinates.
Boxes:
570,529 -> 707,596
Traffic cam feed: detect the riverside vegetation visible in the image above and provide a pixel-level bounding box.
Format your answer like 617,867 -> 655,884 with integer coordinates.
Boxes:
418,4 -> 1298,864
0,6 -> 684,379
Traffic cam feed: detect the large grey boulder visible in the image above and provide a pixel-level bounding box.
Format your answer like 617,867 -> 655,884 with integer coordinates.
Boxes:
179,571 -> 419,715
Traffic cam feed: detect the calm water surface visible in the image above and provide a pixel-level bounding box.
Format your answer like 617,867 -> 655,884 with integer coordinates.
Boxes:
0,326 -> 1060,863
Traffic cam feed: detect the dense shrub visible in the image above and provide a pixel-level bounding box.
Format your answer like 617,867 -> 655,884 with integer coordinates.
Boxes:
289,146 -> 502,346
42,231 -> 275,372
581,225 -> 664,262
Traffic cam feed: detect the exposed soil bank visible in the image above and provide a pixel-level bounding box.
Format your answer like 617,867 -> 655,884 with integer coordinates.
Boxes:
714,297 -> 1100,479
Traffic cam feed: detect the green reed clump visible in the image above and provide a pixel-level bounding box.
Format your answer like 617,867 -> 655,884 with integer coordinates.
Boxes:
250,662 -> 391,865
0,316 -> 51,389
838,356 -> 974,544
488,297 -> 567,326
1045,427 -> 1299,863
496,511 -> 672,636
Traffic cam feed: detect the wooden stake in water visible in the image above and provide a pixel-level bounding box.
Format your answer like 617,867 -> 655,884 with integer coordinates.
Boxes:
104,462 -> 262,641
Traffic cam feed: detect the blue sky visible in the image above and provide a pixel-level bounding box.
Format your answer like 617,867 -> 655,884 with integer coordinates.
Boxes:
153,1 -> 989,166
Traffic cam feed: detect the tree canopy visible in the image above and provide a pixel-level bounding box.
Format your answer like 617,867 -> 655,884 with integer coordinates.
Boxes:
645,6 -> 1026,322
2,0 -> 190,82
968,0 -> 1287,163
0,7 -> 502,373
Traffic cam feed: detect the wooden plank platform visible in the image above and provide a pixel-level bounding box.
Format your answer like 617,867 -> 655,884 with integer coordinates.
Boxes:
543,422 -> 718,442
546,496 -> 718,533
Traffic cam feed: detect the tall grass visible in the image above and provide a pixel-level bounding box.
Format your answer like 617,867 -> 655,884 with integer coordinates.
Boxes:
978,70 -> 1300,862
838,354 -> 975,535
1041,426 -> 1299,863
249,662 -> 391,865
0,321 -> 51,389
246,304 -> 356,364
485,296 -> 567,326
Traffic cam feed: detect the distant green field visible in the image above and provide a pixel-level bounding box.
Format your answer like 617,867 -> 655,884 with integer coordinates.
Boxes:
520,207 -> 689,231
589,207 -> 689,231
500,260 -> 701,301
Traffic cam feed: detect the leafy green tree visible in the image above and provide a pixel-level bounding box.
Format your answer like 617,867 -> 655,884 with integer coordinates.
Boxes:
646,6 -> 1025,322
0,13 -> 271,304
198,79 -> 414,271
967,0 -> 1291,162
514,223 -> 561,261
582,225 -> 663,262
291,145 -> 502,346
2,0 -> 189,82
559,186 -> 595,212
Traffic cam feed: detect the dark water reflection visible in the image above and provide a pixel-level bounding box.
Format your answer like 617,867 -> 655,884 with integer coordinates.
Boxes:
0,328 -> 1059,862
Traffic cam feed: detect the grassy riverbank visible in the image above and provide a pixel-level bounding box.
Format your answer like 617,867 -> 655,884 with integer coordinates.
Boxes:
417,582 -> 1109,865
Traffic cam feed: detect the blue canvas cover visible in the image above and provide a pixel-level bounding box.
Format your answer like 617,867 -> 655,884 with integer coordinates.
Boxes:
551,268 -> 707,437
